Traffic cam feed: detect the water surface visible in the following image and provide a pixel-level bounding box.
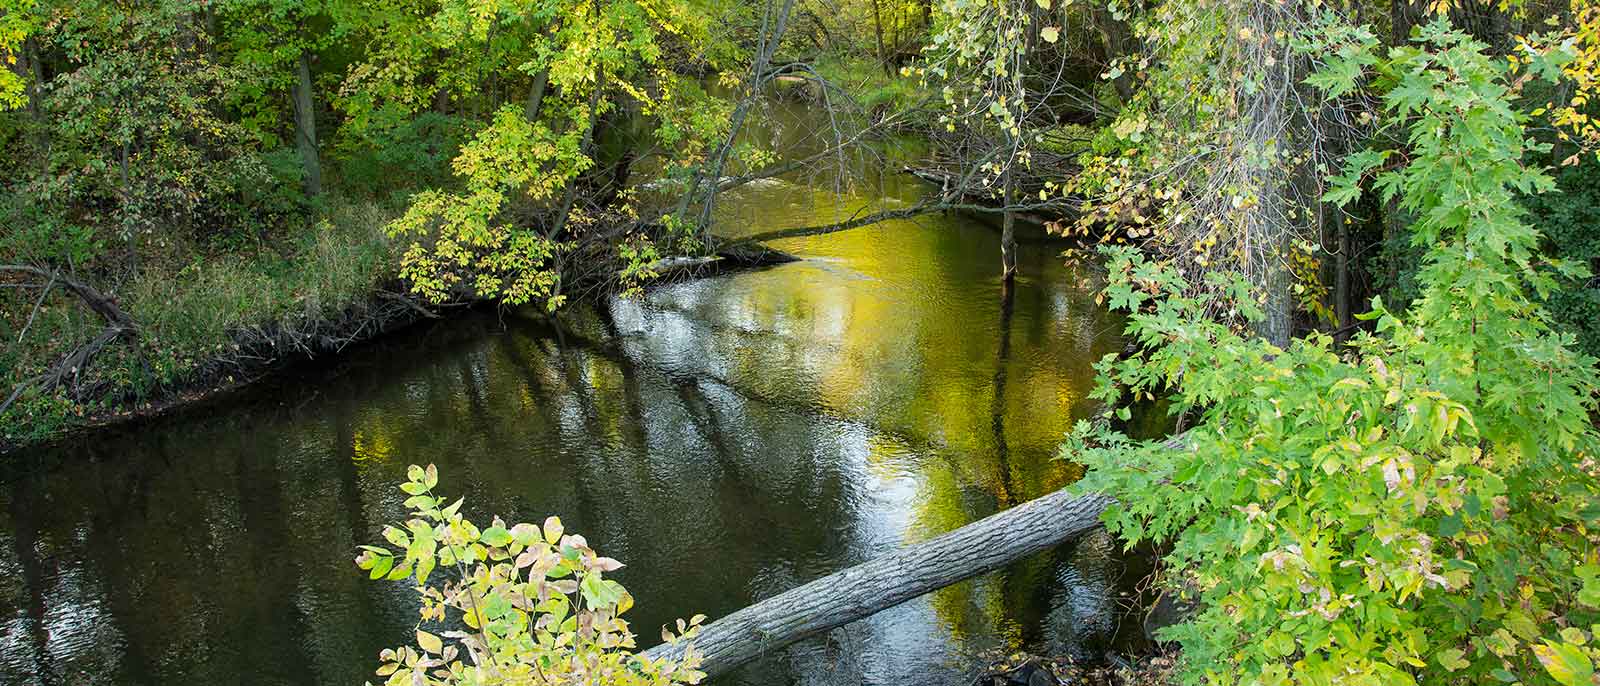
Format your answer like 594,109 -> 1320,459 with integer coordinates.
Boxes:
0,114 -> 1143,686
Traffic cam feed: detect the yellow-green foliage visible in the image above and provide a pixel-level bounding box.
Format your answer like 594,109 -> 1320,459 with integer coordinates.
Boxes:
0,0 -> 36,110
356,465 -> 708,686
367,0 -> 734,312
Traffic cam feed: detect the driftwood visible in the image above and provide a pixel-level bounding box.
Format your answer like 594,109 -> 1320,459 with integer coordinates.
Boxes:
1,265 -> 137,414
642,488 -> 1115,680
727,197 -> 1077,248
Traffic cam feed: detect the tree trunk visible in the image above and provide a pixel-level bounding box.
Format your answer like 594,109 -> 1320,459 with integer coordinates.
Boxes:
641,488 -> 1113,680
0,265 -> 139,415
293,50 -> 322,197
870,0 -> 891,77
16,37 -> 41,119
120,140 -> 137,272
677,0 -> 798,245
1390,0 -> 1424,46
549,68 -> 608,242
525,69 -> 550,123
1334,212 -> 1352,341
1242,4 -> 1297,348
1001,169 -> 1018,281
1382,194 -> 1402,292
1088,2 -> 1137,103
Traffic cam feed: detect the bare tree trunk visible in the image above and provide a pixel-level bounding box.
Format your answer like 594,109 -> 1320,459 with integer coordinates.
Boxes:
1334,213 -> 1352,341
293,50 -> 322,197
870,0 -> 891,77
1001,168 -> 1018,281
0,265 -> 139,415
525,69 -> 550,123
676,0 -> 798,245
641,488 -> 1113,680
1241,4 -> 1298,347
729,195 -> 1067,246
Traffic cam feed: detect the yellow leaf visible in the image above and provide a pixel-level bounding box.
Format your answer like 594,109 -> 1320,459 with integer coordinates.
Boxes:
543,516 -> 563,545
1041,26 -> 1060,44
416,630 -> 443,655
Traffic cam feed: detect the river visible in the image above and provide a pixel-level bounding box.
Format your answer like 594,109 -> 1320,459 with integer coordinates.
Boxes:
0,100 -> 1145,686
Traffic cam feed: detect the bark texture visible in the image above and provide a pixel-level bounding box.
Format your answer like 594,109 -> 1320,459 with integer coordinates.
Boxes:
1001,167 -> 1018,281
293,51 -> 322,197
641,489 -> 1114,680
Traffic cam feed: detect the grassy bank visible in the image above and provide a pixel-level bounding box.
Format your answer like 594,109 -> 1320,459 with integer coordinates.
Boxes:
1,196 -> 411,450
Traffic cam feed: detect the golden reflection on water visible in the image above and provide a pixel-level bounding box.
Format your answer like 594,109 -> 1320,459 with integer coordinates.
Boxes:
1,102 -> 1137,686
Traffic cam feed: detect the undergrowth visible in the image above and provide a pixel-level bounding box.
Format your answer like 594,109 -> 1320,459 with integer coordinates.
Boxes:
1,195 -> 402,448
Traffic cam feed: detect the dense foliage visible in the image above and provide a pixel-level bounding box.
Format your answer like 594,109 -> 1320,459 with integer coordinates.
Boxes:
0,0 -> 750,444
1521,162 -> 1600,358
1066,22 -> 1600,686
4,1 -> 1600,683
355,465 -> 707,686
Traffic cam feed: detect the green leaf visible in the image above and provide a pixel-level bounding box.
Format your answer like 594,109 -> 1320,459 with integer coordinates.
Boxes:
580,572 -> 609,608
416,555 -> 435,585
1437,648 -> 1469,671
368,554 -> 395,580
481,525 -> 513,547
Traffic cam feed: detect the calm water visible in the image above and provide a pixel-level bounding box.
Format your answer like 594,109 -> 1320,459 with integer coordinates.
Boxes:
0,106 -> 1144,686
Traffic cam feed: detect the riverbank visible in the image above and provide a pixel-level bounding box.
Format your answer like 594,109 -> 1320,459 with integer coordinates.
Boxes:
0,197 -> 798,455
970,653 -> 1179,686
0,197 -> 428,453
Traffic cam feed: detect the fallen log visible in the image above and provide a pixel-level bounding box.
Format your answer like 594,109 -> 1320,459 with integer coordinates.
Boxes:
0,264 -> 138,415
641,488 -> 1115,680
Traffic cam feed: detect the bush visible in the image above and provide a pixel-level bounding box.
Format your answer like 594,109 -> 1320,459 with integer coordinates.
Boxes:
336,111 -> 474,201
1065,24 -> 1600,686
354,465 -> 707,686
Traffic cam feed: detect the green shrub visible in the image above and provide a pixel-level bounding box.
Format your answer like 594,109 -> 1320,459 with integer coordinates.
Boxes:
336,111 -> 474,201
1065,23 -> 1600,686
355,465 -> 707,686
